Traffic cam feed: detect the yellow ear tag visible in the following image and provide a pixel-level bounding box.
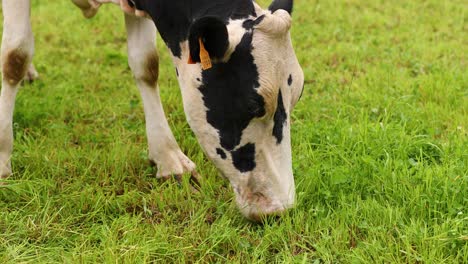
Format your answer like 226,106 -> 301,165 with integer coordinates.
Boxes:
199,38 -> 212,70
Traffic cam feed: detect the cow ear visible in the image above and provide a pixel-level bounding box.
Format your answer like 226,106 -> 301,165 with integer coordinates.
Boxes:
188,17 -> 229,64
269,0 -> 293,14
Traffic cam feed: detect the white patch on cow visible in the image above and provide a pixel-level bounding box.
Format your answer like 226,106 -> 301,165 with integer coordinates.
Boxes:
254,9 -> 304,109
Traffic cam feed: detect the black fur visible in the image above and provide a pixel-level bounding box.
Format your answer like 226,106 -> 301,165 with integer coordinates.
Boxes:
272,90 -> 287,144
269,0 -> 293,14
231,143 -> 256,172
216,148 -> 227,159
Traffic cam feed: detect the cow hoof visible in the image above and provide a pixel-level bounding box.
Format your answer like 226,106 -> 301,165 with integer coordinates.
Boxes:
149,150 -> 196,179
149,150 -> 200,190
24,64 -> 39,83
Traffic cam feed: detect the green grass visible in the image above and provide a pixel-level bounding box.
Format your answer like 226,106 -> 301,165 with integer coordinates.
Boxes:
1,0 -> 467,262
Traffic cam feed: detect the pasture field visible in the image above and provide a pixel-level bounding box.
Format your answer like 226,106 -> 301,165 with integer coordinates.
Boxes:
1,0 -> 467,262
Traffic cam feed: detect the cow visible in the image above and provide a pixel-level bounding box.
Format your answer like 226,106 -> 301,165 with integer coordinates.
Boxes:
0,0 -> 304,222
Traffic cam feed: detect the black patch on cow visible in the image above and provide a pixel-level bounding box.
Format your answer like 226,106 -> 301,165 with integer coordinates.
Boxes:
175,67 -> 179,77
287,74 -> 293,86
269,0 -> 293,14
231,0 -> 257,19
273,90 -> 287,144
138,0 -> 256,57
136,1 -> 190,57
242,15 -> 265,29
216,148 -> 227,159
199,32 -> 265,151
231,143 -> 256,172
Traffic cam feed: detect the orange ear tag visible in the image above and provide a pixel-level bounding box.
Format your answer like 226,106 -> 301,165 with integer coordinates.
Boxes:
198,38 -> 212,70
187,54 -> 195,64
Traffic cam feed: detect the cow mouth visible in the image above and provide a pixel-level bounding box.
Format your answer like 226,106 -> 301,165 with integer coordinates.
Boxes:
233,185 -> 294,222
237,195 -> 292,222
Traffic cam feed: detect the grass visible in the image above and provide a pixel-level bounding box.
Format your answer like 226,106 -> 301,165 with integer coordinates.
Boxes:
1,0 -> 467,262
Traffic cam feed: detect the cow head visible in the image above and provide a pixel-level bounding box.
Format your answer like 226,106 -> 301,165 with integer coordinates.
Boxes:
178,0 -> 304,221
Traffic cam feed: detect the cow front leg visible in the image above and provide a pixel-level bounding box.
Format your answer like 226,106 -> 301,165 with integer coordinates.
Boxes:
124,14 -> 196,178
0,0 -> 34,179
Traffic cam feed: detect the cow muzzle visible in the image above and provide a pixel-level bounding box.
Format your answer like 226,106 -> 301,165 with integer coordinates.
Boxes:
232,171 -> 295,222
235,188 -> 295,222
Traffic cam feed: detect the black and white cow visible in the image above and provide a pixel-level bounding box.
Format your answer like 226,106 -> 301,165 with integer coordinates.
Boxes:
0,0 -> 304,221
